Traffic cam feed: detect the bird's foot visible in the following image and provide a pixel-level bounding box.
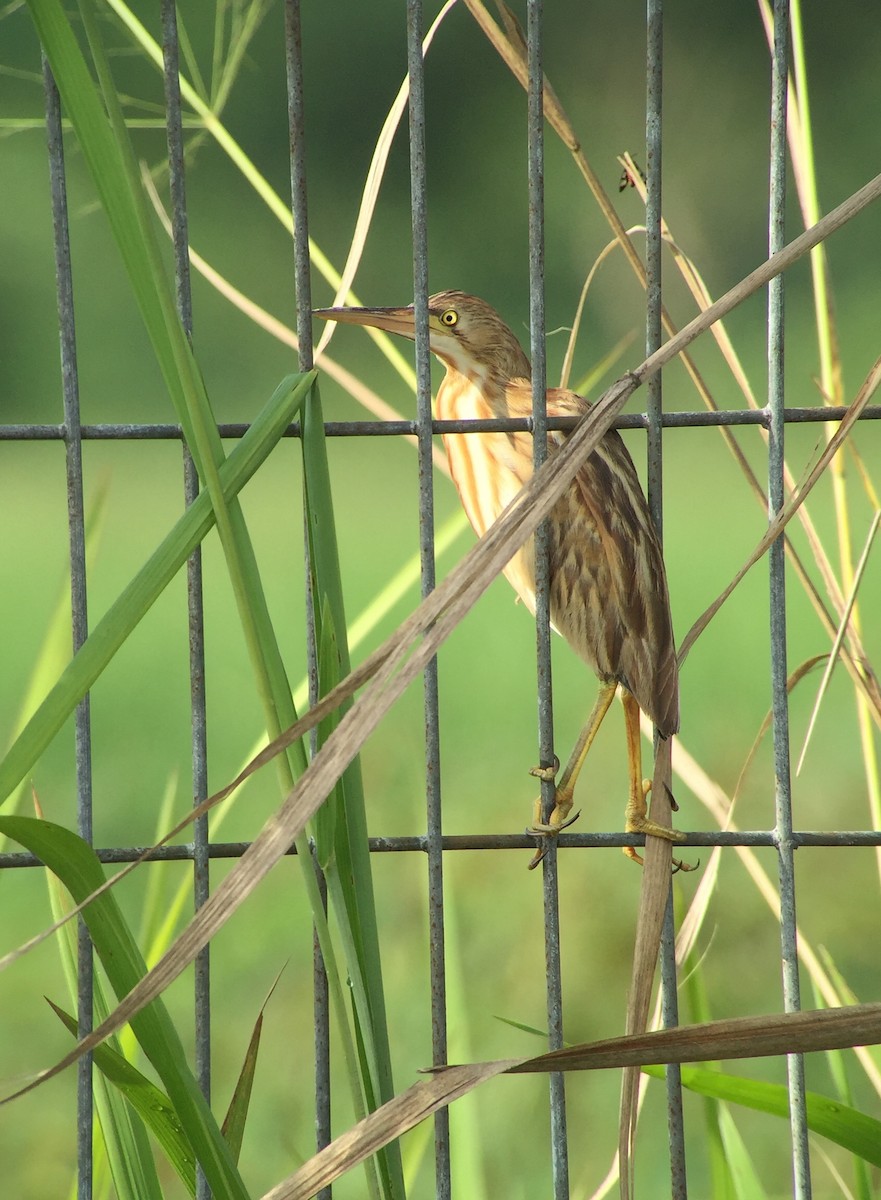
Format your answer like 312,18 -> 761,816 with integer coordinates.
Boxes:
528,755 -> 560,784
624,779 -> 695,872
526,781 -> 579,870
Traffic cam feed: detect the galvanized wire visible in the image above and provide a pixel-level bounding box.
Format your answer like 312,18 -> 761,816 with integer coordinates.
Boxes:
43,51 -> 94,1200
2,827 -> 880,874
526,2 -> 571,1194
405,2 -> 452,1193
4,404 -> 877,446
284,3 -> 333,1192
767,2 -> 813,1195
644,2 -> 688,1193
159,10 -> 212,1200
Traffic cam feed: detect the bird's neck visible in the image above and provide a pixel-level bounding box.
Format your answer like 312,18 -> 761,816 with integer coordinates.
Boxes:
436,364 -> 527,421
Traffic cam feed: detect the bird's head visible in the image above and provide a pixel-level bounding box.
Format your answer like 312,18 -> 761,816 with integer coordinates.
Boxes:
313,290 -> 531,384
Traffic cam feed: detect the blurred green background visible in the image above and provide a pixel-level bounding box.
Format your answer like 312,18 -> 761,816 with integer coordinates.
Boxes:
2,2 -> 880,1197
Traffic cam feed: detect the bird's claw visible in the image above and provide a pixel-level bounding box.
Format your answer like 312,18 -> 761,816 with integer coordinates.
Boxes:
526,809 -> 580,870
526,810 -> 581,837
624,844 -> 699,873
664,781 -> 679,814
672,855 -> 699,874
622,778 -> 694,870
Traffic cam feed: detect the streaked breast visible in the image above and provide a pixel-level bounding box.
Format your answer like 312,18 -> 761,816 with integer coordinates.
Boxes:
436,371 -> 539,614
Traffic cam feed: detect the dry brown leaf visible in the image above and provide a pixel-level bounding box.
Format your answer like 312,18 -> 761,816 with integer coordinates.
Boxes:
264,1003 -> 881,1199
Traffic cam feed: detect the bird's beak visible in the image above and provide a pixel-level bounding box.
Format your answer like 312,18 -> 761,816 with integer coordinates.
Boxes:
312,305 -> 417,340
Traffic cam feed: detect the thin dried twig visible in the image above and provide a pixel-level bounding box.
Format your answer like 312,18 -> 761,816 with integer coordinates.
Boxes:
679,352 -> 881,673
797,510 -> 881,773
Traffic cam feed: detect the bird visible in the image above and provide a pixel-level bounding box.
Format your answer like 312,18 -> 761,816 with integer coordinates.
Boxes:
313,290 -> 686,868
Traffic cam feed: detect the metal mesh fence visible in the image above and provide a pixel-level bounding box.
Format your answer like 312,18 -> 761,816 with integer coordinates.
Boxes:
3,3 -> 881,1199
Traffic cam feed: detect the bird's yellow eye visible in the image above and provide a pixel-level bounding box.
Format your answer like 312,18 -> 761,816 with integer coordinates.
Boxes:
440,308 -> 458,327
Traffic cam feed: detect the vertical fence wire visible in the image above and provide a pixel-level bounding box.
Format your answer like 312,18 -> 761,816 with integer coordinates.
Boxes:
404,4 -> 452,1194
43,52 -> 94,1200
644,2 -> 688,1194
159,11 -> 212,1200
284,3 -> 333,1189
525,3 -> 571,1196
767,2 -> 812,1195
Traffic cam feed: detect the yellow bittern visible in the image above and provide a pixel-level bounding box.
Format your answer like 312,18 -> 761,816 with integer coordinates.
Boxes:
314,291 -> 685,867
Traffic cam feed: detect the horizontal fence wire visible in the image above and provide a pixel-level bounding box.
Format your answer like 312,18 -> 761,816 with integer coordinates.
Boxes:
14,2 -> 880,1198
3,829 -> 880,871
3,406 -> 880,441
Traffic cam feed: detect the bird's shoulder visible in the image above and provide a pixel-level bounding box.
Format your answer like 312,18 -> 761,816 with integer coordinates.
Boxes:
503,381 -> 592,420
545,387 -> 592,419
503,382 -> 636,476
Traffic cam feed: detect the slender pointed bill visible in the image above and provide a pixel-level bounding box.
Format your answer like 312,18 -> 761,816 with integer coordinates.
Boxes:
313,305 -> 418,340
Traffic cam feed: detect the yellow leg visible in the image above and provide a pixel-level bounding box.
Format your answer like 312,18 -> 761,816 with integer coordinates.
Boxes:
527,680 -> 617,866
621,689 -> 687,865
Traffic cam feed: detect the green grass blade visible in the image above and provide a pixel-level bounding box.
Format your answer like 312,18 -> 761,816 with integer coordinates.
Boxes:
311,620 -> 381,1200
679,931 -> 737,1200
0,371 -> 313,806
812,973 -> 875,1200
49,1000 -> 196,1197
66,0 -> 304,751
31,0 -> 198,455
32,1 -> 298,768
0,815 -> 248,1200
643,1062 -> 881,1167
96,1085 -> 164,1200
221,1009 -> 264,1167
1,481 -> 108,843
717,1105 -> 769,1200
313,598 -> 341,864
43,844 -> 166,1200
302,383 -> 404,1199
444,888 -> 488,1200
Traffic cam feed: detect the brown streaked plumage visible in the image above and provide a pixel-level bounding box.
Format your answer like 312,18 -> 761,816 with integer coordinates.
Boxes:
314,290 -> 686,866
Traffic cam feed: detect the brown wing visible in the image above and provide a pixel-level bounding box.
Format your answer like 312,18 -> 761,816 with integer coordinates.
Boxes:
524,386 -> 679,735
